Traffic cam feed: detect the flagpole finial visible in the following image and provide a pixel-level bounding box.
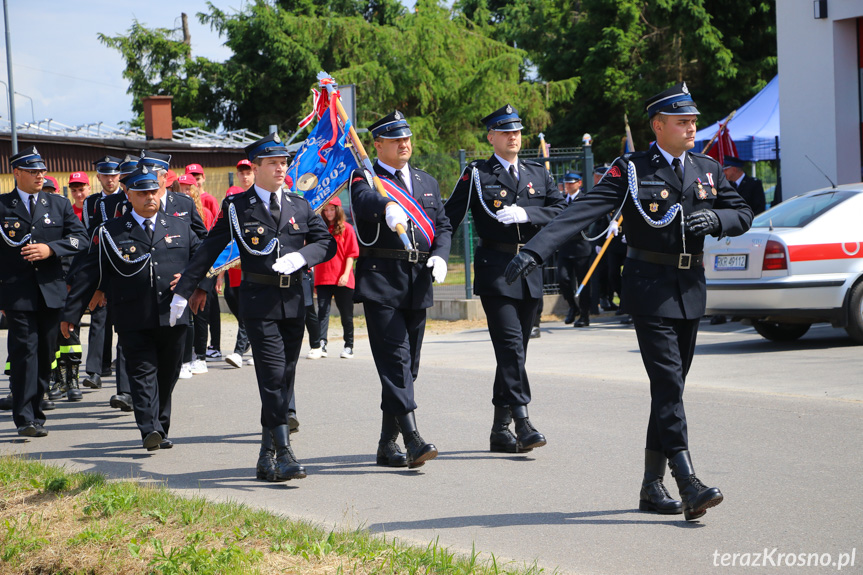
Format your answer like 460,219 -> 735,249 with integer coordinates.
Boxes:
538,132 -> 545,140
317,71 -> 337,90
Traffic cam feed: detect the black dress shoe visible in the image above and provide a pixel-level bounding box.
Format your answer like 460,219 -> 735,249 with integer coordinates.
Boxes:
160,439 -> 173,449
564,308 -> 576,324
288,412 -> 300,434
101,367 -> 113,377
110,393 -> 134,412
529,326 -> 541,339
143,431 -> 162,451
0,395 -> 13,410
574,317 -> 590,327
620,315 -> 634,325
82,373 -> 102,389
709,315 -> 727,325
41,398 -> 56,411
18,422 -> 48,437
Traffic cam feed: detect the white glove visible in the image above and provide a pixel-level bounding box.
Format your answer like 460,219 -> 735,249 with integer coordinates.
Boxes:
606,220 -> 620,238
385,204 -> 409,232
496,205 -> 529,225
169,294 -> 188,327
426,255 -> 447,284
272,252 -> 307,275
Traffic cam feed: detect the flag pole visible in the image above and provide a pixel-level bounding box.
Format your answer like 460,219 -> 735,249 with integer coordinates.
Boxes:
538,133 -> 551,171
701,110 -> 737,155
318,72 -> 413,251
575,215 -> 623,298
624,113 -> 635,153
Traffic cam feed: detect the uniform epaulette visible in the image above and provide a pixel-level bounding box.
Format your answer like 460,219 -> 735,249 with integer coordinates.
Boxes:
521,158 -> 543,167
688,151 -> 720,165
626,151 -> 648,160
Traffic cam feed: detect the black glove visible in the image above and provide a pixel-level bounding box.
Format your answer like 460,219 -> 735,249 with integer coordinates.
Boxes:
685,209 -> 720,237
505,251 -> 538,285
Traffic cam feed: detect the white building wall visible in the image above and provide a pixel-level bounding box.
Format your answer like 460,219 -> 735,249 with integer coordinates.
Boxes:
777,0 -> 863,198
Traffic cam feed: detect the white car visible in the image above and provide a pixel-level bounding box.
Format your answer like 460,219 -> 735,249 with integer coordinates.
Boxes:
704,184 -> 863,343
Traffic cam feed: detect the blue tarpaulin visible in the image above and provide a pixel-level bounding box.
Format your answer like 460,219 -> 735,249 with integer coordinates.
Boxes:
694,76 -> 779,162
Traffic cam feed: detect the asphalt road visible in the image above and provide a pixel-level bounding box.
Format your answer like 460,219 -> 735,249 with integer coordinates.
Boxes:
2,315 -> 862,574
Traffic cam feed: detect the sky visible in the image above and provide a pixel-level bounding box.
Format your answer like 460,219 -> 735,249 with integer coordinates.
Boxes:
0,0 -> 249,129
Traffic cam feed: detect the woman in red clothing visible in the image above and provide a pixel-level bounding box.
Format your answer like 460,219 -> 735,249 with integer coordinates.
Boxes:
315,195 -> 359,359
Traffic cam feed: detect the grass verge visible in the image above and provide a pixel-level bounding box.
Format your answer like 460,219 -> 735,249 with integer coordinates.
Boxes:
0,456 -> 553,574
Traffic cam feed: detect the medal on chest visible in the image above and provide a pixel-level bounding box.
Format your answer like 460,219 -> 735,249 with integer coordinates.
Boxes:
696,178 -> 708,200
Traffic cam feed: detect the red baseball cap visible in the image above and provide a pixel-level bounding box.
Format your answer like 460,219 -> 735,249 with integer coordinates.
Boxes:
165,169 -> 179,187
236,159 -> 252,169
185,163 -> 204,175
326,195 -> 342,207
177,174 -> 196,185
69,172 -> 90,185
225,185 -> 245,196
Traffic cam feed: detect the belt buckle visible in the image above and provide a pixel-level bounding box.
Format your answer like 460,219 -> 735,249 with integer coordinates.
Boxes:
406,249 -> 420,264
678,253 -> 691,269
279,275 -> 292,288
516,243 -> 524,254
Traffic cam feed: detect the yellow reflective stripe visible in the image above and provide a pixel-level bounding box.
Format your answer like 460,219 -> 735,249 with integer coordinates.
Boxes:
59,345 -> 83,353
51,359 -> 58,369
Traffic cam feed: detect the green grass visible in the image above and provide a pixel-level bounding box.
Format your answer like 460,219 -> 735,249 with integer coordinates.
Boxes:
0,455 -> 554,574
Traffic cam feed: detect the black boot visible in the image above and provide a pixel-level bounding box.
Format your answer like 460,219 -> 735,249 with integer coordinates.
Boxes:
511,405 -> 547,451
376,413 -> 408,467
639,449 -> 682,514
564,307 -> 576,325
256,428 -> 276,481
66,364 -> 83,402
82,372 -> 102,389
270,424 -> 306,481
397,411 -> 437,468
48,364 -> 67,401
669,450 -> 723,521
490,406 -> 521,453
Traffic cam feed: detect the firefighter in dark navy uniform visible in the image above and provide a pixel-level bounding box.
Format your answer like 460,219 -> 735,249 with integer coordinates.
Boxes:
350,111 -> 453,469
505,82 -> 754,520
0,146 -> 87,437
444,104 -> 564,454
99,155 -> 138,222
62,167 -> 203,450
173,133 -> 335,482
556,172 -> 594,327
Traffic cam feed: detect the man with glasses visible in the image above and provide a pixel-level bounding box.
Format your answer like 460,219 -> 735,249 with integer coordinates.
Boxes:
0,147 -> 87,437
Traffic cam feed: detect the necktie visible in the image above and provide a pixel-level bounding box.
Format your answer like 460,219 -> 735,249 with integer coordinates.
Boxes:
28,195 -> 36,220
270,191 -> 280,225
672,158 -> 683,182
395,169 -> 406,187
144,219 -> 154,243
509,165 -> 518,182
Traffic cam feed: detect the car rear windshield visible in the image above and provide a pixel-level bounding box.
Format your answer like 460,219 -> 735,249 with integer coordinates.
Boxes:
752,190 -> 856,228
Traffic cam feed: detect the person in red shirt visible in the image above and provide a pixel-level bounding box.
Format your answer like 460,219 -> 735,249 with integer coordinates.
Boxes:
185,164 -> 220,220
68,172 -> 90,221
314,195 -> 359,358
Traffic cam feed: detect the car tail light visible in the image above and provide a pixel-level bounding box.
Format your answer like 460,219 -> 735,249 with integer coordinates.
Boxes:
763,240 -> 787,271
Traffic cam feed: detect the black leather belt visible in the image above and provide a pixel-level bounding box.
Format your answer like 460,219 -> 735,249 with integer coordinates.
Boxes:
479,239 -> 525,255
627,247 -> 703,269
242,271 -> 300,288
360,247 -> 429,264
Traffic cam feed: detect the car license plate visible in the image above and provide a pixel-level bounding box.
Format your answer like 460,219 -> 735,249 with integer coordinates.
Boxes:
715,254 -> 747,271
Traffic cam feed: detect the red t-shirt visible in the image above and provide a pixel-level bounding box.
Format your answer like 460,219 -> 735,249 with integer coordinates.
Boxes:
201,191 -> 220,219
314,222 -> 359,289
73,204 -> 84,221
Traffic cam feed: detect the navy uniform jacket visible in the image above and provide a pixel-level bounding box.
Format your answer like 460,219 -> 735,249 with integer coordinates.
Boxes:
735,174 -> 766,215
444,156 -> 565,299
98,191 -> 207,240
557,196 -> 598,260
520,144 -> 754,319
0,190 -> 87,311
83,192 -> 110,236
350,162 -> 453,309
63,212 -> 200,332
174,188 -> 336,320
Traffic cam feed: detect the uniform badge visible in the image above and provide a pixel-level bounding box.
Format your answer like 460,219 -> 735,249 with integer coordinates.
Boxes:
129,246 -> 136,253
251,236 -> 259,245
40,198 -> 47,206
44,219 -> 51,225
711,187 -> 717,196
165,237 -> 172,244
124,255 -> 130,261
394,111 -> 402,120
500,190 -> 507,198
9,230 -> 14,237
14,222 -> 20,228
126,221 -> 133,229
70,237 -> 79,249
697,188 -> 708,200
506,104 -> 513,114
660,189 -> 669,199
273,132 -> 281,143
293,223 -> 300,230
607,166 -> 622,178
257,227 -> 264,234
494,200 -> 502,208
649,202 -> 659,213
